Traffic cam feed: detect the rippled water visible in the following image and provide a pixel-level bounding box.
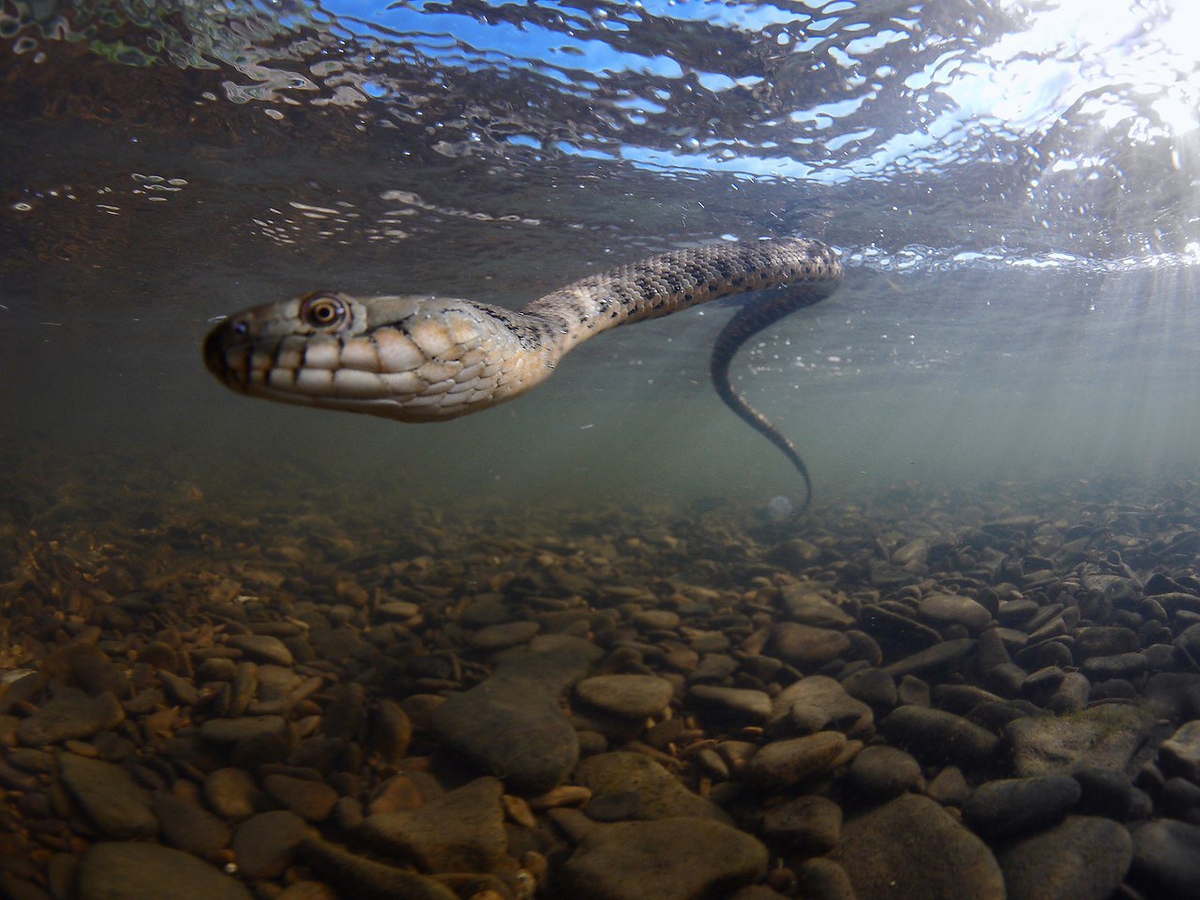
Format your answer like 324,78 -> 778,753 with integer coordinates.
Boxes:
3,0 -> 1200,505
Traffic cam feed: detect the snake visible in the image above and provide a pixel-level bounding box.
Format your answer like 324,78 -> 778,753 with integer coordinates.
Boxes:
204,236 -> 843,509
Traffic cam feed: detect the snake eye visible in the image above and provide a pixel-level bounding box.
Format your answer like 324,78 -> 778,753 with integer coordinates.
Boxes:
300,295 -> 348,330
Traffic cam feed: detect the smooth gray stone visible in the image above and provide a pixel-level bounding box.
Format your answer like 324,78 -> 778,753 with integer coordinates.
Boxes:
360,777 -> 507,873
996,816 -> 1131,900
16,690 -> 124,745
575,751 -> 730,823
231,810 -> 310,879
57,752 -> 156,839
1131,818 -> 1200,900
559,816 -> 767,900
963,775 -> 1080,838
832,794 -> 1004,900
883,705 -> 999,766
77,842 -> 252,900
1004,704 -> 1154,776
883,639 -> 976,678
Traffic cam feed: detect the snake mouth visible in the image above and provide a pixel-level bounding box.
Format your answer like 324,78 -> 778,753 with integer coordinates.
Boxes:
203,319 -> 250,390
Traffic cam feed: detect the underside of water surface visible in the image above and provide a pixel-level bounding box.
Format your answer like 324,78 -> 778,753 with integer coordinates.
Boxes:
3,2 -> 1200,899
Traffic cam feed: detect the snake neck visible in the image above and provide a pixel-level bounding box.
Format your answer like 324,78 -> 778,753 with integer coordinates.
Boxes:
522,237 -> 841,357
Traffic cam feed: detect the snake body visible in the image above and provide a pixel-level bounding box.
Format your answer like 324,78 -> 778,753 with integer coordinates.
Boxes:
204,237 -> 842,506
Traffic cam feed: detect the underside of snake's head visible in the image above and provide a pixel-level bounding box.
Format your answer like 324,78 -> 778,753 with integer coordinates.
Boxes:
204,291 -> 552,421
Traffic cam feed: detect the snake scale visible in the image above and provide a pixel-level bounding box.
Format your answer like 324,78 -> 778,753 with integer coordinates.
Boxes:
204,236 -> 843,509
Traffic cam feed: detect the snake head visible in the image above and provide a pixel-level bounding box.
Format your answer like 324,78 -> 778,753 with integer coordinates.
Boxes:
204,292 -> 542,421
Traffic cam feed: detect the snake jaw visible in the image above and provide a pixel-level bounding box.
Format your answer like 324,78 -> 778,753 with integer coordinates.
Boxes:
203,294 -> 552,422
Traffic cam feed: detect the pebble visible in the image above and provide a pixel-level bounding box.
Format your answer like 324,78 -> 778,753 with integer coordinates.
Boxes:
883,638 -> 977,678
575,674 -> 674,718
298,836 -> 458,900
962,775 -> 1081,839
76,843 -> 253,900
1004,703 -> 1155,776
232,810 -> 311,879
559,816 -> 768,900
467,620 -> 540,650
744,732 -> 846,790
228,634 -> 294,666
205,767 -> 265,821
198,715 -> 288,745
918,594 -> 993,631
1130,818 -> 1200,899
360,777 -> 507,872
264,773 -> 339,821
832,794 -> 1004,900
794,857 -> 857,900
760,794 -> 842,854
840,667 -> 897,710
575,751 -> 730,822
16,690 -> 125,745
1071,766 -> 1134,820
1159,719 -> 1200,781
883,705 -> 999,767
151,793 -> 232,860
686,684 -> 772,724
429,644 -> 597,793
779,588 -> 854,627
848,745 -> 922,799
769,675 -> 873,737
57,752 -> 157,839
995,815 -> 1132,900
768,623 -> 851,669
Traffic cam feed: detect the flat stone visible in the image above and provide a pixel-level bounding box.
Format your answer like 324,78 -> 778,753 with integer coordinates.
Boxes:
17,690 -> 124,745
848,745 -> 921,799
559,816 -> 768,900
1005,704 -> 1155,776
832,794 -> 1005,900
199,715 -> 288,744
467,620 -> 540,650
883,639 -> 976,678
1159,720 -> 1200,782
228,634 -> 294,666
963,776 -> 1081,839
1074,627 -> 1140,660
205,767 -> 265,821
232,810 -> 309,879
264,774 -> 339,821
918,594 -> 992,631
760,795 -> 842,854
841,667 -> 897,710
1131,819 -> 1200,900
57,752 -> 156,839
298,836 -> 458,900
429,643 -> 598,793
575,675 -> 674,719
859,605 -> 942,655
794,858 -> 857,900
779,586 -> 854,627
768,623 -> 851,669
375,600 -> 421,621
151,794 -> 231,859
687,685 -> 772,724
883,705 -> 999,767
996,815 -> 1131,900
1081,652 -> 1148,681
77,842 -> 252,900
745,732 -> 846,790
1071,767 -> 1134,820
360,777 -> 507,872
575,751 -> 730,822
769,675 -> 873,737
